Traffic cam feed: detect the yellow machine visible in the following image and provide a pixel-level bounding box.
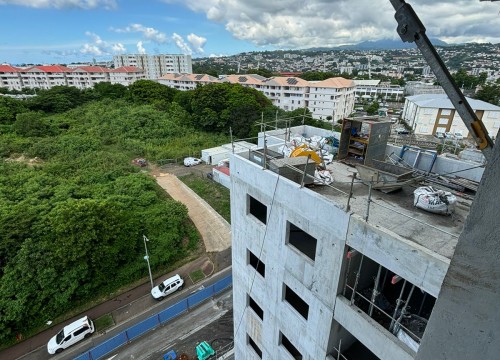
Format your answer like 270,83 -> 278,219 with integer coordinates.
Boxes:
290,145 -> 322,164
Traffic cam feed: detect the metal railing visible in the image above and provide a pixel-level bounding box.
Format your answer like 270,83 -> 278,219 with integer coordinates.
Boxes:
74,275 -> 232,360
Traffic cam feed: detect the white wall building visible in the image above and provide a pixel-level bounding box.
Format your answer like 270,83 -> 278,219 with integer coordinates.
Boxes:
67,66 -> 111,89
113,54 -> 192,79
354,80 -> 404,102
230,125 -> 469,359
159,74 -> 355,121
0,65 -> 23,90
309,78 -> 356,122
109,66 -> 146,86
402,94 -> 500,138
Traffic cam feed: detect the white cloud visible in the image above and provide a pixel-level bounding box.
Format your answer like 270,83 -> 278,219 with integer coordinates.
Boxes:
0,0 -> 117,9
187,33 -> 207,53
112,24 -> 168,44
162,0 -> 500,48
137,41 -> 146,54
172,33 -> 192,54
80,31 -> 126,56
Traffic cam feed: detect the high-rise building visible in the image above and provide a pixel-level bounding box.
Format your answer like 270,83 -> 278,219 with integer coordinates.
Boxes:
113,54 -> 192,79
228,123 -> 492,359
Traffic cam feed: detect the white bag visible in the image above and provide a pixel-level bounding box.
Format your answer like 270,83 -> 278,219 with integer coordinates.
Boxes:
413,186 -> 456,215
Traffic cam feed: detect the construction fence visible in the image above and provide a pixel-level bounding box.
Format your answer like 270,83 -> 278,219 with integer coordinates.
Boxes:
74,275 -> 233,360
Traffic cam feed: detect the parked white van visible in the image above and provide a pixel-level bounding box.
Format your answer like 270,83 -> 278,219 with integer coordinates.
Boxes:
183,157 -> 202,167
47,316 -> 95,354
151,274 -> 184,300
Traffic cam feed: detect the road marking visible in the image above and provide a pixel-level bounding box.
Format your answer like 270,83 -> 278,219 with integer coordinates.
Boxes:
158,342 -> 177,352
103,355 -> 118,360
178,311 -> 227,341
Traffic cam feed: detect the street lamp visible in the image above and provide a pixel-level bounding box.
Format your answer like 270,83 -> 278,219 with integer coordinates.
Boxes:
143,235 -> 154,290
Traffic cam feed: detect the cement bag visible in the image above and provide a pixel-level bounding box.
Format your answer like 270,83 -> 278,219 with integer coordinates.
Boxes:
413,186 -> 456,215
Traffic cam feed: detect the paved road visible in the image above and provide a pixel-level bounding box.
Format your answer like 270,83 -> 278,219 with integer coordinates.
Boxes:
18,267 -> 232,360
156,173 -> 232,252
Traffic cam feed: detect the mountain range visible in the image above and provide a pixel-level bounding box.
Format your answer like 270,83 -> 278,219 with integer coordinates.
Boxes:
308,38 -> 448,51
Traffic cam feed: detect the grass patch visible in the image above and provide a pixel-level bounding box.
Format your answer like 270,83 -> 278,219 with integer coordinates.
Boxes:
189,269 -> 205,284
94,314 -> 115,332
179,175 -> 231,223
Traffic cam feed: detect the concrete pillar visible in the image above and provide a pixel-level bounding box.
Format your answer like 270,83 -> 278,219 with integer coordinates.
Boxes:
416,142 -> 500,359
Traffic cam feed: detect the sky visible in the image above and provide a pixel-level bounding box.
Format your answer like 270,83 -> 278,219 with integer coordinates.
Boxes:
0,0 -> 499,65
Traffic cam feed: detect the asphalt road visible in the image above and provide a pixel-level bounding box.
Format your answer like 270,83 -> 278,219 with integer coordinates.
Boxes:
20,267 -> 232,360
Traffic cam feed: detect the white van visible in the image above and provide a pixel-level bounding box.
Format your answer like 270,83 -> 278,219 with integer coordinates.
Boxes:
183,157 -> 202,167
47,316 -> 95,354
151,274 -> 184,300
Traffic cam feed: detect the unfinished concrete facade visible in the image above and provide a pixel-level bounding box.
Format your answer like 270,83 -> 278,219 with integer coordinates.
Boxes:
230,126 -> 473,359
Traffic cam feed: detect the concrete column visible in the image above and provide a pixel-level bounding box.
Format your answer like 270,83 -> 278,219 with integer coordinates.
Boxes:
416,142 -> 500,359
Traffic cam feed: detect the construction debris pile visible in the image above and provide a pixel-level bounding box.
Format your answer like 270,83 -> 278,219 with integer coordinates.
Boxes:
278,133 -> 341,185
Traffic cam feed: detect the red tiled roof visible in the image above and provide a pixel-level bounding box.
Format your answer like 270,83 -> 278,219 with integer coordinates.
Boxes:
72,66 -> 110,73
0,65 -> 21,72
214,166 -> 230,176
27,65 -> 72,73
111,66 -> 143,73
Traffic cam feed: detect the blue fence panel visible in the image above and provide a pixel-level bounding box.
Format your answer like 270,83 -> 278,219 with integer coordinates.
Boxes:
73,275 -> 233,360
126,314 -> 160,341
187,286 -> 213,308
88,332 -> 128,360
159,299 -> 188,324
213,275 -> 232,294
73,352 -> 91,360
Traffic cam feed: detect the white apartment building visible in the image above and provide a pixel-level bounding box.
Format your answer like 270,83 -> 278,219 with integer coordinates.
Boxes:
309,78 -> 356,122
402,94 -> 500,137
20,65 -> 71,89
159,74 -> 356,121
109,66 -> 146,86
354,80 -> 404,102
67,66 -> 111,89
0,65 -> 146,90
230,125 -> 472,360
113,54 -> 192,79
159,73 -> 221,90
0,65 -> 23,91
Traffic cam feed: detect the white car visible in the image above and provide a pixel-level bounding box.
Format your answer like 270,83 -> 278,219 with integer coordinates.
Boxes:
183,157 -> 202,167
454,131 -> 464,140
151,274 -> 184,300
47,316 -> 94,354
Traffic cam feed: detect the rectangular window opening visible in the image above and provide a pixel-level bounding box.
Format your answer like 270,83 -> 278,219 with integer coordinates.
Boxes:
248,335 -> 263,358
284,285 -> 309,320
248,294 -> 264,320
280,332 -> 302,359
248,250 -> 266,277
249,195 -> 268,224
287,222 -> 317,261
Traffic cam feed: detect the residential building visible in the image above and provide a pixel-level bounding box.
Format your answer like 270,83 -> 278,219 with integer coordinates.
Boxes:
0,65 -> 22,91
158,73 -> 355,121
402,94 -> 500,137
0,65 -> 145,90
67,66 -> 111,89
109,66 -> 146,86
230,124 -> 472,359
229,120 -> 500,359
158,73 -> 220,90
113,54 -> 192,79
354,79 -> 404,102
404,81 -> 445,96
309,78 -> 356,121
19,65 -> 71,89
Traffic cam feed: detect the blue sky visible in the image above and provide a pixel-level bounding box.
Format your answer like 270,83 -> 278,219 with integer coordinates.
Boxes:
0,0 -> 499,65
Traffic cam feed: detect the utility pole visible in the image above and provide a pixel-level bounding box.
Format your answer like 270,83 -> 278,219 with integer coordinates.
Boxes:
143,235 -> 154,290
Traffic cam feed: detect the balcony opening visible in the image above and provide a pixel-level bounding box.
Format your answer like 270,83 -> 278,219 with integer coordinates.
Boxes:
328,323 -> 380,360
287,222 -> 317,261
284,284 -> 309,320
248,334 -> 263,358
248,195 -> 267,224
248,249 -> 266,278
248,294 -> 264,320
341,247 -> 436,352
280,332 -> 302,359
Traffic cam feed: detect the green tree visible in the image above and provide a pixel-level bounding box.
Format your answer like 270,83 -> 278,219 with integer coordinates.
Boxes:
475,83 -> 500,105
27,86 -> 89,113
0,97 -> 28,124
128,80 -> 177,106
12,111 -> 52,137
366,101 -> 380,115
92,82 -> 128,99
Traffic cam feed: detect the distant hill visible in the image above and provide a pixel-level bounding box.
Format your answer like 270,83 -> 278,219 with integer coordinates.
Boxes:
308,38 -> 448,51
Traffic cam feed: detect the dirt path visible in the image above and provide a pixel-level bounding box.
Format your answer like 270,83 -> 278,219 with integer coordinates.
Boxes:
155,173 -> 231,252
